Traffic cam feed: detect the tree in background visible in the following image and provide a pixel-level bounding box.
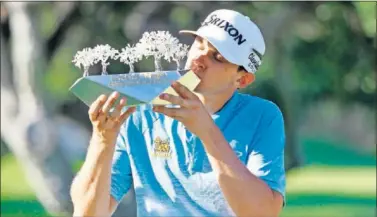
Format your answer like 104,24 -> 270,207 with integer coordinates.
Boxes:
1,2 -> 77,215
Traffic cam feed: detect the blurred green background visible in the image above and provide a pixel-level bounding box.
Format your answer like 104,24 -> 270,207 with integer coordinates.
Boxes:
1,2 -> 375,217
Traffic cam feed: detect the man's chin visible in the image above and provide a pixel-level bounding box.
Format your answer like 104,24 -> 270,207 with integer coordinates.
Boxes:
193,82 -> 203,93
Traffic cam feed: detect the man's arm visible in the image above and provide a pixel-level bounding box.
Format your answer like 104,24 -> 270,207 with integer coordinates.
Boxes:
200,118 -> 284,217
71,136 -> 129,216
70,92 -> 135,216
70,136 -> 119,216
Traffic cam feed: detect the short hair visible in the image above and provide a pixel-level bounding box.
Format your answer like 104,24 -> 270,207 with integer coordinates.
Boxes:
237,66 -> 246,72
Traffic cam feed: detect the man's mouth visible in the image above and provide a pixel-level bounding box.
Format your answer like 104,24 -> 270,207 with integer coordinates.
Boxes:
190,64 -> 203,79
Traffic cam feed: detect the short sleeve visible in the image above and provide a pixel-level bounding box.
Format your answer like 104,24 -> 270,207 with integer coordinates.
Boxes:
110,123 -> 133,202
246,105 -> 286,200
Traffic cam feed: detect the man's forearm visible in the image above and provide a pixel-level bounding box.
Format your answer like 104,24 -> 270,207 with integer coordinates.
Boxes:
70,136 -> 116,216
199,124 -> 282,217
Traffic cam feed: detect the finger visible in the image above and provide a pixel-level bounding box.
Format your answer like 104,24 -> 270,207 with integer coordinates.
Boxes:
153,105 -> 185,118
118,106 -> 136,124
110,97 -> 127,119
159,93 -> 187,107
101,92 -> 119,115
88,94 -> 107,121
171,81 -> 198,100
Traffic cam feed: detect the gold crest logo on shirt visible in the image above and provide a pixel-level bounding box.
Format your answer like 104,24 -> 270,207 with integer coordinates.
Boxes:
152,136 -> 172,158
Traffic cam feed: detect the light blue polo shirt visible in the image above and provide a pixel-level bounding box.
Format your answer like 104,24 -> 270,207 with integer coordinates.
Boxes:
111,91 -> 286,216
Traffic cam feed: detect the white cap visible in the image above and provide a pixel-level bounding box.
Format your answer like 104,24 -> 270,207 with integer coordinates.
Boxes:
180,9 -> 265,74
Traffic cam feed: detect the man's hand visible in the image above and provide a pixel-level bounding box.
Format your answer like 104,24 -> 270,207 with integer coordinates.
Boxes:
153,81 -> 213,137
89,91 -> 136,144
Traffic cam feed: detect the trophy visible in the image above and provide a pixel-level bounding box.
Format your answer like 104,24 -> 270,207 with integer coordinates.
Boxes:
69,31 -> 200,108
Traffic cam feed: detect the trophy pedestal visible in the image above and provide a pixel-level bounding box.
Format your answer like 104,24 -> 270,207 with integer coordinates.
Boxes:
69,70 -> 200,108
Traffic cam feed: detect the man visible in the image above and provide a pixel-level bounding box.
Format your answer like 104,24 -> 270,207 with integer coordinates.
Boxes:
70,9 -> 286,217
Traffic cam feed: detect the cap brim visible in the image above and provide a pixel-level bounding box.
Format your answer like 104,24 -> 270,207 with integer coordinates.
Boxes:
179,30 -> 198,37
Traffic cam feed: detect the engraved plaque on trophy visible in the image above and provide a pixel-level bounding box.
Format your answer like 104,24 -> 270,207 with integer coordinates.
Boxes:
69,31 -> 200,108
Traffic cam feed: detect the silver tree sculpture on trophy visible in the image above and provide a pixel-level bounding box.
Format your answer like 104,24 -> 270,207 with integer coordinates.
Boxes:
72,47 -> 97,77
72,44 -> 119,76
72,31 -> 190,76
92,44 -> 119,75
118,44 -> 143,73
138,31 -> 182,72
170,43 -> 190,71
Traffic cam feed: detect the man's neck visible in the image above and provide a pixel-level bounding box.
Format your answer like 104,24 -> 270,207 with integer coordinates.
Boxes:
196,90 -> 236,114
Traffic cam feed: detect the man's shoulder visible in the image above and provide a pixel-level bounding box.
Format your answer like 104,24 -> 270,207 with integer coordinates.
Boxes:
236,92 -> 282,117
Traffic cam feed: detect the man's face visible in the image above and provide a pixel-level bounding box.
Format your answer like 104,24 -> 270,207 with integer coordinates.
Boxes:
185,36 -> 253,95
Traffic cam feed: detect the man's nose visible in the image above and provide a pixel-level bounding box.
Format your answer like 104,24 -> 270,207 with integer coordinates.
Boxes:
193,59 -> 206,71
192,47 -> 210,70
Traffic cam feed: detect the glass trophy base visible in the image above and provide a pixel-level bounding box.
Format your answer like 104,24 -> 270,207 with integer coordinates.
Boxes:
69,69 -> 200,109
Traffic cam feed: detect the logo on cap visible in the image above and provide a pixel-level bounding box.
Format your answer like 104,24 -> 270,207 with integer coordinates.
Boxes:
247,49 -> 262,72
201,14 -> 246,46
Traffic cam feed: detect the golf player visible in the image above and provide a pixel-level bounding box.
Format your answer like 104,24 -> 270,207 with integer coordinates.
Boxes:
71,9 -> 286,217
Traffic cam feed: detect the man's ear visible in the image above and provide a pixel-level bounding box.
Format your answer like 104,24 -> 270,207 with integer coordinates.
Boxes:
237,73 -> 255,89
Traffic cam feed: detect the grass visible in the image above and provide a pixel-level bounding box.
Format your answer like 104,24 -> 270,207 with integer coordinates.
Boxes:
1,200 -> 49,217
1,138 -> 376,217
1,154 -> 50,217
280,138 -> 376,217
1,154 -> 36,200
281,165 -> 376,217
